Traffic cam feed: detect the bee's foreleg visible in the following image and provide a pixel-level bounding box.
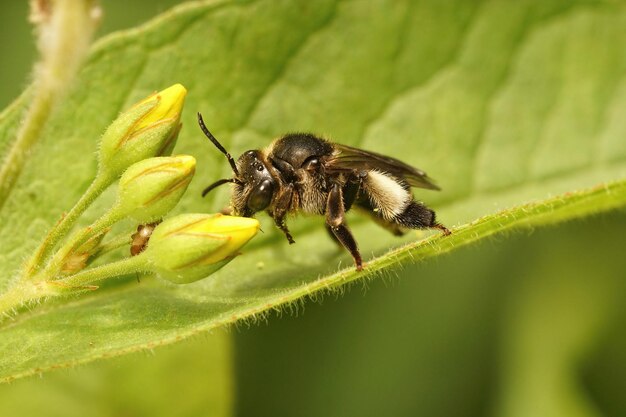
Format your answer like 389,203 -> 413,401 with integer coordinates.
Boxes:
273,216 -> 295,244
326,182 -> 363,271
270,184 -> 295,244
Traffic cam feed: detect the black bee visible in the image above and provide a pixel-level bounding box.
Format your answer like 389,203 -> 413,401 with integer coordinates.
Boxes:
197,113 -> 450,270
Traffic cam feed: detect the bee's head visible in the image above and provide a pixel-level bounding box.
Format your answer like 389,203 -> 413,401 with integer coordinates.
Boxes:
198,113 -> 276,217
228,150 -> 276,216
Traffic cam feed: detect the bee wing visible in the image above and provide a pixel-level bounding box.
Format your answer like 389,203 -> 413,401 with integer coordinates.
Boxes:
327,144 -> 441,190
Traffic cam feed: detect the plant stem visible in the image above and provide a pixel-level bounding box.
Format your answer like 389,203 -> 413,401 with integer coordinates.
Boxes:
96,234 -> 133,257
0,0 -> 99,209
24,173 -> 113,277
0,254 -> 148,322
59,255 -> 149,287
40,201 -> 125,279
0,280 -> 56,321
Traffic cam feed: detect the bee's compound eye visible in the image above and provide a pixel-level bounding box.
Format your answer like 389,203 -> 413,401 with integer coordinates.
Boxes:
247,179 -> 274,212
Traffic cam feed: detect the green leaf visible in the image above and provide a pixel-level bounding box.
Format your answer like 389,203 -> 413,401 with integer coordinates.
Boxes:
234,212 -> 626,417
0,334 -> 233,417
1,0 -> 626,382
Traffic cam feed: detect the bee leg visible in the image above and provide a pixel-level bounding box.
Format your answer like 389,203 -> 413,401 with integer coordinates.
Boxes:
273,216 -> 295,244
324,170 -> 371,244
326,182 -> 363,271
331,224 -> 363,271
341,169 -> 368,211
393,201 -> 451,236
324,224 -> 343,247
270,184 -> 295,244
432,222 -> 452,236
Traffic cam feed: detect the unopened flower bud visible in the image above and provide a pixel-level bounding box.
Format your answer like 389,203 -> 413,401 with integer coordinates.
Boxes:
144,213 -> 260,284
98,84 -> 186,178
61,229 -> 109,274
116,155 -> 195,223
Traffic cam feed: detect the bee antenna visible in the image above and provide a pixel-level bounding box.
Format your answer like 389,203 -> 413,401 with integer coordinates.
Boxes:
197,112 -> 240,177
202,178 -> 241,197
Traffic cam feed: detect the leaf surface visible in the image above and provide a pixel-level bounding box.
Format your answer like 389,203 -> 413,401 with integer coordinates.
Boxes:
1,0 -> 626,382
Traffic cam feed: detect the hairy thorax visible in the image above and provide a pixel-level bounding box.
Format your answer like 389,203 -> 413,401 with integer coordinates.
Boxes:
295,170 -> 330,215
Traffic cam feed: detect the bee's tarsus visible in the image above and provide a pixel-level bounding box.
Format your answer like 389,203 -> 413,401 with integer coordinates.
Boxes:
433,223 -> 452,236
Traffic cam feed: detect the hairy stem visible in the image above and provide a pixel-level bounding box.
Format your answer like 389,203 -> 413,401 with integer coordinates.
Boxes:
0,0 -> 100,208
24,172 -> 113,277
0,280 -> 57,321
0,254 -> 147,322
38,201 -> 125,279
96,234 -> 133,257
59,255 -> 149,287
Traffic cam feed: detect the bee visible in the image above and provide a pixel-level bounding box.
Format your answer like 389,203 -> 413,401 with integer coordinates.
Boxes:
197,113 -> 450,271
130,222 -> 160,256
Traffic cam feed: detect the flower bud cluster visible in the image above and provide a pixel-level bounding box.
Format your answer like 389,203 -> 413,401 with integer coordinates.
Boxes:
57,84 -> 258,284
8,83 -> 260,322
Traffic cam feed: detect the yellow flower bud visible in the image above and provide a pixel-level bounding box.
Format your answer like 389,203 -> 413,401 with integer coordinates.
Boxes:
144,213 -> 260,284
98,84 -> 187,179
117,155 -> 195,223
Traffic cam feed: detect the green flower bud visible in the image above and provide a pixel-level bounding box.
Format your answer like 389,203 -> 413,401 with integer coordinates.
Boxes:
144,213 -> 260,284
117,155 -> 195,223
98,84 -> 187,179
61,229 -> 109,274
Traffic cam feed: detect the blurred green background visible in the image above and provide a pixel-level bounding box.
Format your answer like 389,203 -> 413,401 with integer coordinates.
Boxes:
1,2 -> 625,417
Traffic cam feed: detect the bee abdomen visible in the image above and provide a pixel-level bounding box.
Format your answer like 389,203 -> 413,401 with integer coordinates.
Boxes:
362,170 -> 412,220
360,170 -> 438,230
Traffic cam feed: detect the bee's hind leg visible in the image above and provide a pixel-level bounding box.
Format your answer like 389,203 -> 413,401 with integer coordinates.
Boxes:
432,222 -> 451,236
395,201 -> 451,236
326,182 -> 363,271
